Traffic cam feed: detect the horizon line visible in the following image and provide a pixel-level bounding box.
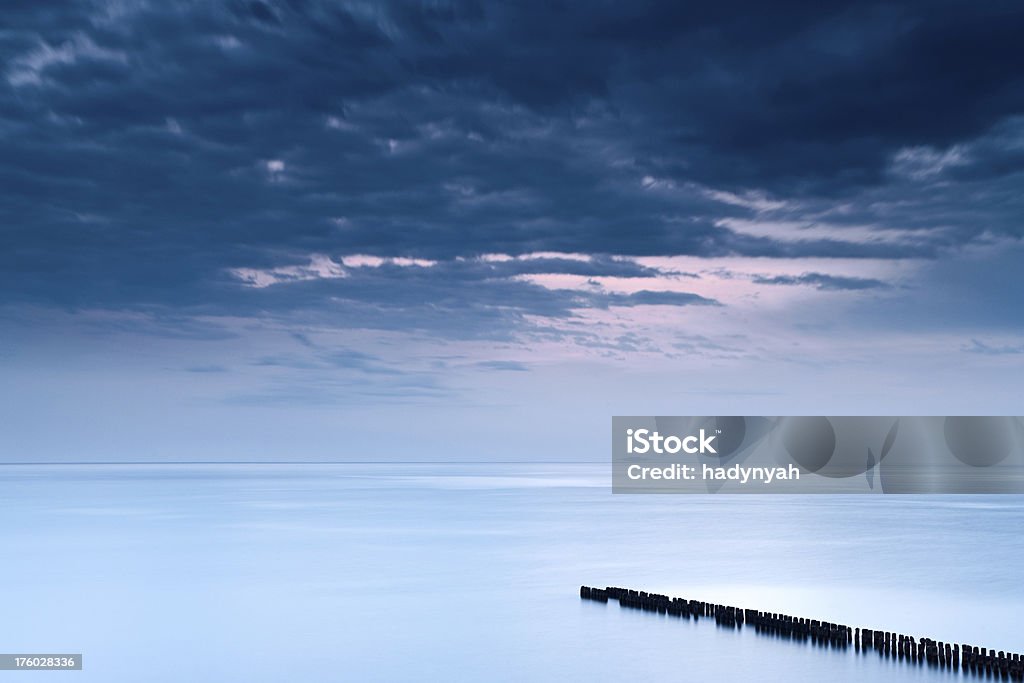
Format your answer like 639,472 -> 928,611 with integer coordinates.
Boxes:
0,460 -> 607,465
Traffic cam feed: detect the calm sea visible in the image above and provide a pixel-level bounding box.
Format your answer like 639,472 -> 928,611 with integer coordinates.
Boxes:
1,463 -> 1022,681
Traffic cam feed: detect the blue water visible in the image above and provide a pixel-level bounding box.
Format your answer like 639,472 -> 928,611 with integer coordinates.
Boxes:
1,463 -> 1022,682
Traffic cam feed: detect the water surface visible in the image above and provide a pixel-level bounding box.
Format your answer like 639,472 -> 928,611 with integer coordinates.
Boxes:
1,463 -> 1021,681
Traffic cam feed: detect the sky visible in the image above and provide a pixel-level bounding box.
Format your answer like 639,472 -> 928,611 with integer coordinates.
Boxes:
1,1 -> 1023,462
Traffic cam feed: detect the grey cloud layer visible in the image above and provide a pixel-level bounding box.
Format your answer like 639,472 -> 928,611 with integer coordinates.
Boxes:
751,272 -> 890,291
2,0 -> 1023,331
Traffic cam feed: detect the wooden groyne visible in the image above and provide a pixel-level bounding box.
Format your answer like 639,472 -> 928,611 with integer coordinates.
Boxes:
580,585 -> 1023,679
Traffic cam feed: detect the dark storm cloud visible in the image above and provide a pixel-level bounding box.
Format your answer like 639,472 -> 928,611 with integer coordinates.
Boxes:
336,255 -> 673,281
751,272 -> 890,291
1,0 -> 1022,327
608,290 -> 719,307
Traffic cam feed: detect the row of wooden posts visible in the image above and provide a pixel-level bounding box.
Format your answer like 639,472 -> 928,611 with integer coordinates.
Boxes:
580,585 -> 1023,680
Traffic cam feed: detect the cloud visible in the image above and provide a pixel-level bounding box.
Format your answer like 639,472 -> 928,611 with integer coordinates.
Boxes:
183,364 -> 228,373
6,33 -> 127,87
475,360 -> 529,372
963,339 -> 1024,356
230,254 -> 348,288
751,272 -> 890,291
609,290 -> 719,307
889,145 -> 969,180
1,0 -> 1021,364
